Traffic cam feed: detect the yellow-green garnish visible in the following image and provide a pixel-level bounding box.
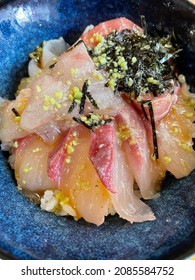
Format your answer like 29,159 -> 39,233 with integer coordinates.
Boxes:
88,16 -> 181,98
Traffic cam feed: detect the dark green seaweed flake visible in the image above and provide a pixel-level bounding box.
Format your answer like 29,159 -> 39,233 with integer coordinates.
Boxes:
89,23 -> 181,100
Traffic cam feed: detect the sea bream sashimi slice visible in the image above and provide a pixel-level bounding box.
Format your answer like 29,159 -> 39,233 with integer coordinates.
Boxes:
135,85 -> 179,122
20,42 -> 124,133
81,17 -> 142,48
51,40 -> 96,84
89,123 -> 155,222
20,74 -> 69,131
112,141 -> 155,223
52,41 -> 125,114
48,124 -> 112,226
115,104 -> 165,199
175,83 -> 195,123
0,89 -> 31,143
47,126 -> 80,186
14,134 -> 55,192
157,104 -> 195,178
139,83 -> 195,179
89,124 -> 115,193
28,37 -> 69,77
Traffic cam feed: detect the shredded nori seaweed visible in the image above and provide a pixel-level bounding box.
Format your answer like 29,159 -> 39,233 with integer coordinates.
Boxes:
141,15 -> 148,36
89,17 -> 181,99
79,93 -> 87,114
85,92 -> 99,110
73,113 -> 112,131
71,18 -> 181,157
49,62 -> 57,69
11,108 -> 20,117
87,16 -> 182,159
73,116 -> 93,130
68,80 -> 99,114
68,100 -> 77,113
140,101 -> 149,120
147,101 -> 159,159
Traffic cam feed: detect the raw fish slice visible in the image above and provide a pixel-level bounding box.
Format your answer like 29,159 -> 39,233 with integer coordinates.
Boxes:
52,41 -> 95,85
14,135 -> 54,192
21,42 -> 125,134
69,161 -> 112,226
157,105 -> 195,178
58,125 -> 111,226
20,74 -> 69,131
28,59 -> 40,78
15,135 -> 34,153
135,85 -> 179,122
48,126 -> 80,185
53,41 -> 125,115
89,123 -> 155,222
28,37 -> 69,77
34,121 -> 62,143
140,84 -> 195,179
116,104 -> 165,199
89,124 -> 115,193
176,83 -> 195,123
87,80 -> 125,116
81,17 -> 142,48
42,37 -> 69,68
112,144 -> 155,223
0,89 -> 31,142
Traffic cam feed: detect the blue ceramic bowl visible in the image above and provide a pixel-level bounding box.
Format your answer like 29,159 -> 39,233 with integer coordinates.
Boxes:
0,0 -> 195,260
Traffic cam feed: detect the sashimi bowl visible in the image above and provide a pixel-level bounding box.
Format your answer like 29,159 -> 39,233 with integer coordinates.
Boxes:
0,0 -> 195,260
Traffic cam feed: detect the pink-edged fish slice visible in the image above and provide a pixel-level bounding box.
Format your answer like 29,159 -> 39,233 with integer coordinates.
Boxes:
89,121 -> 155,222
81,17 -> 142,48
115,103 -> 162,200
14,134 -> 55,192
15,134 -> 37,154
111,150 -> 156,223
135,84 -> 180,123
89,123 -> 116,193
48,126 -> 80,186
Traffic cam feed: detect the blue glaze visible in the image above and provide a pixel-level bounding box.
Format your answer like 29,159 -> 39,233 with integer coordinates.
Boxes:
0,0 -> 194,260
